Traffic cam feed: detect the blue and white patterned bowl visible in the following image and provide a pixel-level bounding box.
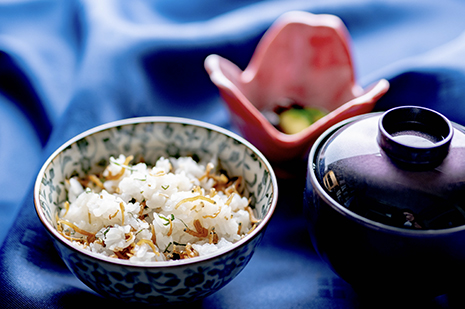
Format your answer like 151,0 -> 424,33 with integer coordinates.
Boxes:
34,117 -> 278,305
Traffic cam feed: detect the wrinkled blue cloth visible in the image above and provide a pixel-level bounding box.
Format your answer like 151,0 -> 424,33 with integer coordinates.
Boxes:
2,0 -> 465,308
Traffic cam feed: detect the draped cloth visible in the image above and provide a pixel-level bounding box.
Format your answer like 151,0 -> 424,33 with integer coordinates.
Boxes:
2,1 -> 465,307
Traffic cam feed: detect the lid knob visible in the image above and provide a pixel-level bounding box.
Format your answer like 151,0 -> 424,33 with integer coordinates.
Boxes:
377,106 -> 453,169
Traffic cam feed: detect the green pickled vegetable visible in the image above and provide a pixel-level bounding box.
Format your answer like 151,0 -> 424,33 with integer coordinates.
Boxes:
279,107 -> 326,134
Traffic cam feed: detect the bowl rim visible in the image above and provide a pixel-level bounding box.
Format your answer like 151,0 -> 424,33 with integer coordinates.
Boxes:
308,113 -> 465,237
34,116 -> 278,268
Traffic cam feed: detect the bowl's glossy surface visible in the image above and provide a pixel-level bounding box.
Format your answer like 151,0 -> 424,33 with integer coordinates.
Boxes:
205,11 -> 389,177
34,117 -> 278,305
304,107 -> 465,299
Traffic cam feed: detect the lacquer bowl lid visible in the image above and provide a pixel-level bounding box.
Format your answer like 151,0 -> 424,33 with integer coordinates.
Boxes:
311,106 -> 465,230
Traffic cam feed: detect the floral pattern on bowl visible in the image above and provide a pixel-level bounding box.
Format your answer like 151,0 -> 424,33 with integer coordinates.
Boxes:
205,11 -> 389,177
34,117 -> 278,305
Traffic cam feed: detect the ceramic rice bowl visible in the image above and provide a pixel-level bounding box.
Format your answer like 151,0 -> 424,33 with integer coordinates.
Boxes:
34,117 -> 278,305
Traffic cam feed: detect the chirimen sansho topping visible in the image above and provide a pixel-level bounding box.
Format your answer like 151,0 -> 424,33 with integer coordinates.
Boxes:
57,155 -> 257,263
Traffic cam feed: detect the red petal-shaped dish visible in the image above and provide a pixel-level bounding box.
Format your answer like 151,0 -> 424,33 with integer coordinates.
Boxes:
205,11 -> 389,177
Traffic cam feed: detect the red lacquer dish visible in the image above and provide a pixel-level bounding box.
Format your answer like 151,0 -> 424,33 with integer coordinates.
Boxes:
205,11 -> 389,177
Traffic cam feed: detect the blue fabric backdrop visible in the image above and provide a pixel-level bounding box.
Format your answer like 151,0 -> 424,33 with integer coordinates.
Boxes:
2,0 -> 465,308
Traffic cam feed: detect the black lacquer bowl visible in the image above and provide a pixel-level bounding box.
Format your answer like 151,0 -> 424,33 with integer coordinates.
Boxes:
304,106 -> 465,301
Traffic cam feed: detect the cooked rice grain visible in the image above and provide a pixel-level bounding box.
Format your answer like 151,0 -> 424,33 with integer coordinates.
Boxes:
57,155 -> 254,263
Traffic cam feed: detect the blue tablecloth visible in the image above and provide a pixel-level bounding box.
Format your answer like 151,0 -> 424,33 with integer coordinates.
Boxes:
2,1 -> 465,308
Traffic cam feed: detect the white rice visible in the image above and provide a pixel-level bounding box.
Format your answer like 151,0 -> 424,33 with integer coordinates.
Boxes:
58,155 -> 254,263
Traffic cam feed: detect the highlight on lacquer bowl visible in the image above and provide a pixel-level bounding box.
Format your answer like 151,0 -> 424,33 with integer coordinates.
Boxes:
34,116 -> 278,305
205,10 -> 389,177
